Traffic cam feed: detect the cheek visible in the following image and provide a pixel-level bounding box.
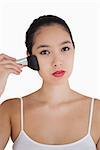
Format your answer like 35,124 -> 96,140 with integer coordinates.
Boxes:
38,57 -> 50,76
38,58 -> 50,69
68,55 -> 74,65
37,54 -> 52,68
67,54 -> 74,73
64,52 -> 74,71
38,67 -> 50,81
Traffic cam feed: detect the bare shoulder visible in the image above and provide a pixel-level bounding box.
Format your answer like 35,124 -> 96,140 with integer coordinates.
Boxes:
0,97 -> 21,116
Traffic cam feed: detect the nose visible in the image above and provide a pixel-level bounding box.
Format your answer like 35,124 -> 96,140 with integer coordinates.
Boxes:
52,54 -> 63,68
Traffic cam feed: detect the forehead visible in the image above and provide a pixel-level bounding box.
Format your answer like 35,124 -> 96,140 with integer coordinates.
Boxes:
33,24 -> 72,46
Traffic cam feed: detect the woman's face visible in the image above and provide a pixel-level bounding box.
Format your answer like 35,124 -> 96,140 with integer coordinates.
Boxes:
31,24 -> 75,84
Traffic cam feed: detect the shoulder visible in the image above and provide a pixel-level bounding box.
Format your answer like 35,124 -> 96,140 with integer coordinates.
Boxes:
0,97 -> 21,107
0,97 -> 21,116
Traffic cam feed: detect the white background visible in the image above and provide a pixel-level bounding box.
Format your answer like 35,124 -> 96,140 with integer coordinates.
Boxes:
0,0 -> 100,149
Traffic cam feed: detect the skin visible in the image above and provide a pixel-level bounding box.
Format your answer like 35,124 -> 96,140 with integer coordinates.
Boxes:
0,24 -> 100,149
0,54 -> 23,96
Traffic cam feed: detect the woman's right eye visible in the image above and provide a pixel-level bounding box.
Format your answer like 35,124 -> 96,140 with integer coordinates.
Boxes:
40,50 -> 50,55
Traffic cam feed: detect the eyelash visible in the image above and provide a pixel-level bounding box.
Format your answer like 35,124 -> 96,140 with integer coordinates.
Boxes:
39,47 -> 70,55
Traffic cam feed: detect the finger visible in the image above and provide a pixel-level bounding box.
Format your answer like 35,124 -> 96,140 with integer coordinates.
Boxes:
0,60 -> 23,69
7,68 -> 22,75
0,53 -> 16,61
4,64 -> 22,73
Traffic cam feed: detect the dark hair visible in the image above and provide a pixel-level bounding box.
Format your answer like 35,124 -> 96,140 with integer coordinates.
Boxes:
25,15 -> 75,55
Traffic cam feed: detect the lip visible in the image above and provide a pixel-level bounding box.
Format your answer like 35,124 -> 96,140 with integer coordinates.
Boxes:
52,70 -> 66,77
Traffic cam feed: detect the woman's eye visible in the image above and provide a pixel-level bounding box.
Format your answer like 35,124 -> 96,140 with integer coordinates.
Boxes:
40,50 -> 50,55
62,47 -> 70,52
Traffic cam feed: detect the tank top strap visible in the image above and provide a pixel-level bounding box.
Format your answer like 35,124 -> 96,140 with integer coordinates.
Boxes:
88,98 -> 95,134
20,97 -> 24,131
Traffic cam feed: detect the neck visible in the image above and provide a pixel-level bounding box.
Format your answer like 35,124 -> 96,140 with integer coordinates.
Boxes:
38,80 -> 73,105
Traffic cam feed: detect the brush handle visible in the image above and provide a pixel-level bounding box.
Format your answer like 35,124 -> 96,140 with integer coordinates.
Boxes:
16,57 -> 27,65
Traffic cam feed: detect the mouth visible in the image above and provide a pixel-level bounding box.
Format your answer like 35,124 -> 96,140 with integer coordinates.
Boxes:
52,70 -> 66,77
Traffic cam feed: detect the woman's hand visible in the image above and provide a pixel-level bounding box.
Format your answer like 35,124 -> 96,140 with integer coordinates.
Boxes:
0,53 -> 23,96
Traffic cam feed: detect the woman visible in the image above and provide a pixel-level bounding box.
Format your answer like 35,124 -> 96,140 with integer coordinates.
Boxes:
0,15 -> 100,150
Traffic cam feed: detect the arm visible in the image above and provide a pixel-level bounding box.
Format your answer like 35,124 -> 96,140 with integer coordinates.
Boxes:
0,101 -> 11,149
0,53 -> 24,149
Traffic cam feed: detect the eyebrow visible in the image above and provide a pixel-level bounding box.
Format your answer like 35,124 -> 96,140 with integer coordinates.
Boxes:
36,41 -> 71,49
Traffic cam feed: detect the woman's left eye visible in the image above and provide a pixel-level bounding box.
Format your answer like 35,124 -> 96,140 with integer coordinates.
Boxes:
62,47 -> 70,52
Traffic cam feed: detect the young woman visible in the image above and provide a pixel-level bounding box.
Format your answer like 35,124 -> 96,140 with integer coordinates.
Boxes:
0,15 -> 100,150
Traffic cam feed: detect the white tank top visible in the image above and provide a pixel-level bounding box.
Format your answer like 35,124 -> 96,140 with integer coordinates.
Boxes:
13,98 -> 96,150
